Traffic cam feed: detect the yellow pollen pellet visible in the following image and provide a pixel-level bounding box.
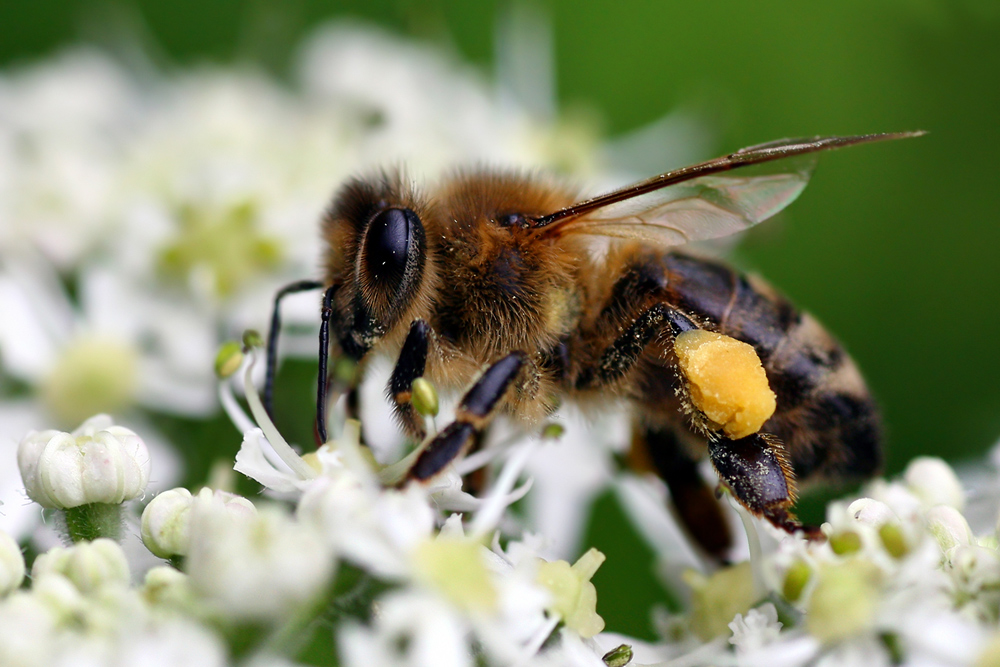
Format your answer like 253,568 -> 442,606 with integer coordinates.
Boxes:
674,330 -> 776,440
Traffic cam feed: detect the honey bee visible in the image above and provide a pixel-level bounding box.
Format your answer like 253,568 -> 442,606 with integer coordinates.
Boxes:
265,132 -> 921,557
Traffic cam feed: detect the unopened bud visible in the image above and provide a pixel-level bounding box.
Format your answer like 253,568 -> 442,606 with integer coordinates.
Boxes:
541,423 -> 566,440
0,531 -> 25,597
829,530 -> 863,555
602,644 -> 633,667
878,523 -> 909,559
32,538 -> 129,594
782,559 -> 811,602
18,415 -> 150,510
927,505 -> 973,553
242,329 -> 264,350
410,377 -> 439,418
214,341 -> 244,379
142,487 -> 256,559
905,457 -> 964,510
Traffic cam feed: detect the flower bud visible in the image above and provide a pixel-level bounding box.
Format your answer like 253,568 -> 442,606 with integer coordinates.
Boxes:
141,487 -> 255,559
32,538 -> 129,594
0,531 -> 25,597
18,415 -> 151,509
142,566 -> 198,612
410,377 -> 439,418
241,329 -> 264,350
782,559 -> 812,602
541,422 -> 566,440
602,644 -> 633,667
214,341 -> 244,379
905,457 -> 965,511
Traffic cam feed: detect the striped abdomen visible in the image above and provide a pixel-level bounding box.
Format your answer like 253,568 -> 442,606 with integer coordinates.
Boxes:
625,251 -> 881,483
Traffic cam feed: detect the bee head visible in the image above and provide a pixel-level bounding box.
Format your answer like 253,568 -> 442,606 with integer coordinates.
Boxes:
322,172 -> 430,358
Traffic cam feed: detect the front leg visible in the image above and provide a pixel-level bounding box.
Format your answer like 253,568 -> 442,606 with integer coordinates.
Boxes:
405,352 -> 527,483
387,319 -> 431,439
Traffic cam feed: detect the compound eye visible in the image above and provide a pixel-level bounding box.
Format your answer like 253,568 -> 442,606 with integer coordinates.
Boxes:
363,207 -> 420,290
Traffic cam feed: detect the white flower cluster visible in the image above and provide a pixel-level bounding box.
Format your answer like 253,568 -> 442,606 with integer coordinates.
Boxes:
7,396 -> 616,666
0,18 -> 691,542
0,24 -> 618,422
645,455 -> 1000,667
13,371 -> 1000,667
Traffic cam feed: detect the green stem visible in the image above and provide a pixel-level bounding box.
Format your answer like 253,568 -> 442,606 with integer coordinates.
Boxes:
60,503 -> 124,543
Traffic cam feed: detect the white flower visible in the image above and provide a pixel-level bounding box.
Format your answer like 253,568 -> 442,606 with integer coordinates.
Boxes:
17,414 -> 150,509
339,591 -> 472,667
0,591 -> 60,667
185,503 -> 334,622
0,531 -> 24,597
728,603 -> 782,653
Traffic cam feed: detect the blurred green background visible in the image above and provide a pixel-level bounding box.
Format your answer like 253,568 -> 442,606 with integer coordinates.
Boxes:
4,0 -> 999,638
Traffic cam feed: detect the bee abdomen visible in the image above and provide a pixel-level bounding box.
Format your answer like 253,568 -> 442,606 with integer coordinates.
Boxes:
658,252 -> 882,481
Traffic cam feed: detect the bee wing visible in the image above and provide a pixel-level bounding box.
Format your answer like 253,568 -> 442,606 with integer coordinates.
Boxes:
532,132 -> 924,246
557,169 -> 812,246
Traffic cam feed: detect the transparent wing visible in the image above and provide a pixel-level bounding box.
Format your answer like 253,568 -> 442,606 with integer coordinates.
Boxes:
531,132 -> 923,247
562,168 -> 812,246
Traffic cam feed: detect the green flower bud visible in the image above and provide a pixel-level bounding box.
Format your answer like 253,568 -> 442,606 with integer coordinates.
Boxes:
0,531 -> 25,597
878,523 -> 909,559
782,559 -> 812,602
18,415 -> 151,511
602,644 -> 633,667
214,341 -> 244,379
829,530 -> 863,555
541,422 -> 566,440
241,329 -> 263,350
410,377 -> 439,418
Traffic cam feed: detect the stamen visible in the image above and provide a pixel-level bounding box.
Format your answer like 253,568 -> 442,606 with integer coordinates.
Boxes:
470,440 -> 538,538
242,346 -> 316,480
727,494 -> 765,597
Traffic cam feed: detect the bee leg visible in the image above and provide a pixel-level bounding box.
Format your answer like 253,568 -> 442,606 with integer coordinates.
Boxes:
264,279 -> 324,417
316,284 -> 342,444
387,319 -> 431,439
405,351 -> 527,483
707,432 -> 815,536
634,425 -> 733,559
576,303 -> 698,390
